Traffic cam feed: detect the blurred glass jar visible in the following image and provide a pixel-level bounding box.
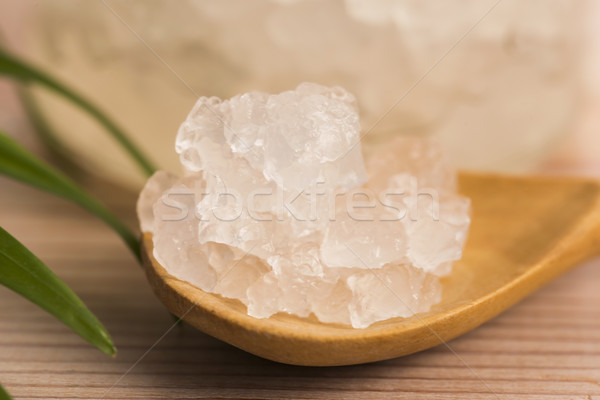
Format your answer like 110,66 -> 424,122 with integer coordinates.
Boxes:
19,0 -> 585,188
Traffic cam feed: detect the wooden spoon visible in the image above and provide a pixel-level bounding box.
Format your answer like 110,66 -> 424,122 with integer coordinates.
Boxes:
141,172 -> 600,366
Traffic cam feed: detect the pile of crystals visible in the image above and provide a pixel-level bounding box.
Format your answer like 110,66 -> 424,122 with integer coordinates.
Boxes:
137,83 -> 471,328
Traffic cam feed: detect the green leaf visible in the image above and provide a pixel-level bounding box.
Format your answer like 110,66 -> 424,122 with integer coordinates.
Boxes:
0,46 -> 156,176
19,86 -> 79,171
0,383 -> 11,400
0,227 -> 116,356
0,131 -> 140,260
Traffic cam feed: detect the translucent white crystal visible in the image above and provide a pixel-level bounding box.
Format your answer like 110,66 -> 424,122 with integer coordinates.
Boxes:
175,82 -> 367,193
137,84 -> 471,328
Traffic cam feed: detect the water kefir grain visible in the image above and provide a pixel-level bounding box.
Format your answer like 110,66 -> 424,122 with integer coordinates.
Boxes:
138,83 -> 470,328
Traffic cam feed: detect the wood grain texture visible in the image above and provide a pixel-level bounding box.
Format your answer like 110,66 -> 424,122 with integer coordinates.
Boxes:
1,173 -> 600,398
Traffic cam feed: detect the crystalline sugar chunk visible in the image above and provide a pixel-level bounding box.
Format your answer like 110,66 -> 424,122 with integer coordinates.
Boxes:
175,82 -> 367,193
137,84 -> 471,328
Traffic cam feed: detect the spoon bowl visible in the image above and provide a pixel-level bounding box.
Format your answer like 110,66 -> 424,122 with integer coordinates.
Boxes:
141,172 -> 600,366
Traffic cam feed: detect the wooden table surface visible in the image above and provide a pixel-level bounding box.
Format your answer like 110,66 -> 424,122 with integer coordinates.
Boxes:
1,88 -> 600,399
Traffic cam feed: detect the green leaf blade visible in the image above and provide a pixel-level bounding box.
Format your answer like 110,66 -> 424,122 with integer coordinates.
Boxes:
0,131 -> 140,260
0,227 -> 116,356
0,46 -> 156,176
0,383 -> 11,400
